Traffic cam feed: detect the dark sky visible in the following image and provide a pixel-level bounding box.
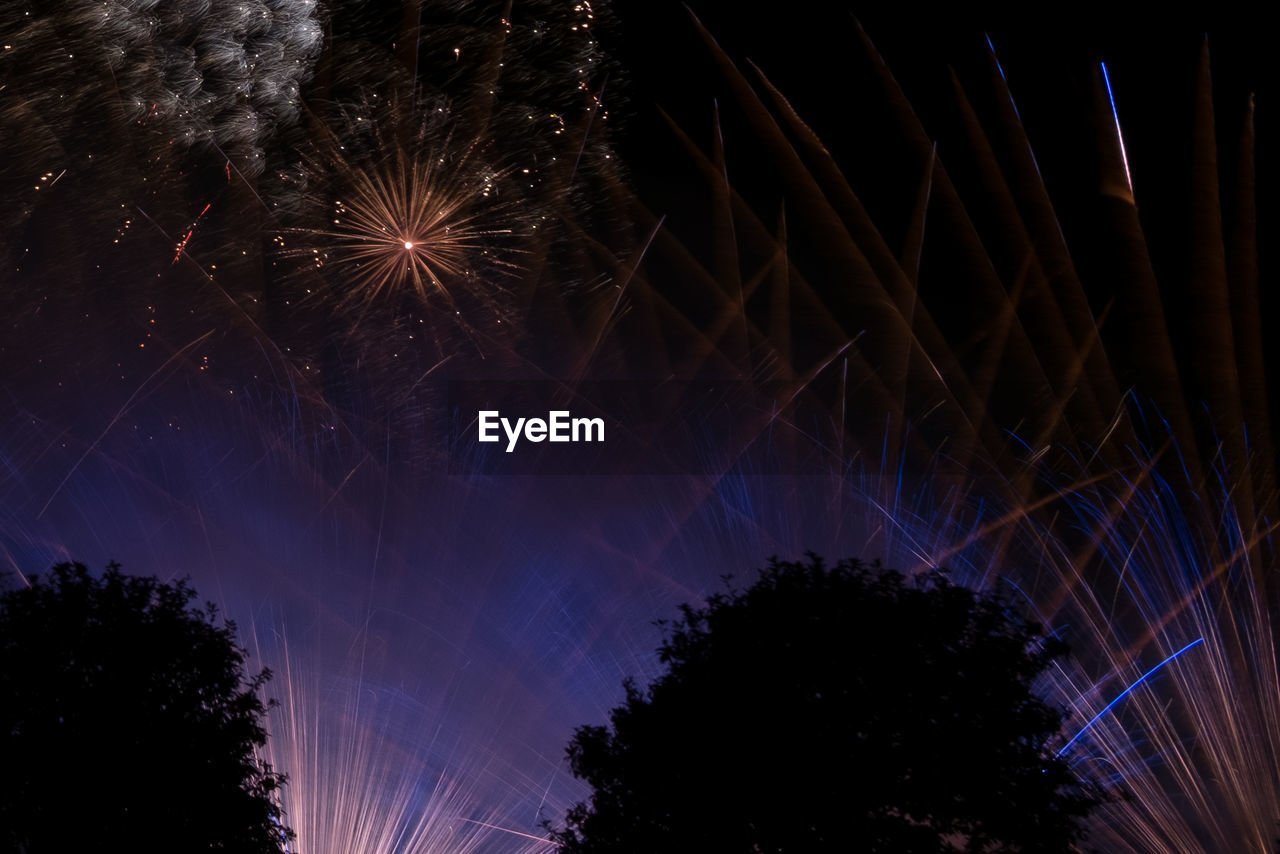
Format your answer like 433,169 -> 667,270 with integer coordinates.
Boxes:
609,3 -> 1265,130
606,2 -> 1267,206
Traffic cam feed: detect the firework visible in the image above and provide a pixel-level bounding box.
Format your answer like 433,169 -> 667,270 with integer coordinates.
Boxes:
616,18 -> 1277,849
1,6 -> 1273,854
250,622 -> 557,854
277,104 -> 520,312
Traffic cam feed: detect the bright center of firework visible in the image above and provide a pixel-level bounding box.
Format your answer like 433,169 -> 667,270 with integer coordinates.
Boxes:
404,241 -> 414,250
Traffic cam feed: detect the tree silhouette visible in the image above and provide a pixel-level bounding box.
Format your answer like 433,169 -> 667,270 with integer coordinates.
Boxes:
549,555 -> 1104,853
0,562 -> 291,853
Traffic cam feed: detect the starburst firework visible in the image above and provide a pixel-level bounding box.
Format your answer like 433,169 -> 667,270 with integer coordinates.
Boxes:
275,96 -> 527,323
311,144 -> 513,306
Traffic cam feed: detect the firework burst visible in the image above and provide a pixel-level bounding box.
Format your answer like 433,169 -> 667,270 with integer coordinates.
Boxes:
284,134 -> 518,309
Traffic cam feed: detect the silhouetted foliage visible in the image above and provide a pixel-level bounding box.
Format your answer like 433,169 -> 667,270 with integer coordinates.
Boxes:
549,554 -> 1104,853
0,562 -> 291,853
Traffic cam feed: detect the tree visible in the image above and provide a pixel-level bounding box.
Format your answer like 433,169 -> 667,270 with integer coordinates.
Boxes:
0,562 -> 292,853
548,555 -> 1104,853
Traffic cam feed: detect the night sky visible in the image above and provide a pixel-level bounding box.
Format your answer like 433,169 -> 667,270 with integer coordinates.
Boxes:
1,2 -> 1275,851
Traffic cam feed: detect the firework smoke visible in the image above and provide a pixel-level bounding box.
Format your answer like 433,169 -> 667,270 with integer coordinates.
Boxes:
0,0 -> 321,173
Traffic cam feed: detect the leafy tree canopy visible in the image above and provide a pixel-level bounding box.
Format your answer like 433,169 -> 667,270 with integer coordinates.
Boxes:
549,555 -> 1103,853
0,562 -> 291,853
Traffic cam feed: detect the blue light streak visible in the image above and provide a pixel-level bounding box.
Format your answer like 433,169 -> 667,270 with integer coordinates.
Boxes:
1101,62 -> 1133,192
1057,637 -> 1206,757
